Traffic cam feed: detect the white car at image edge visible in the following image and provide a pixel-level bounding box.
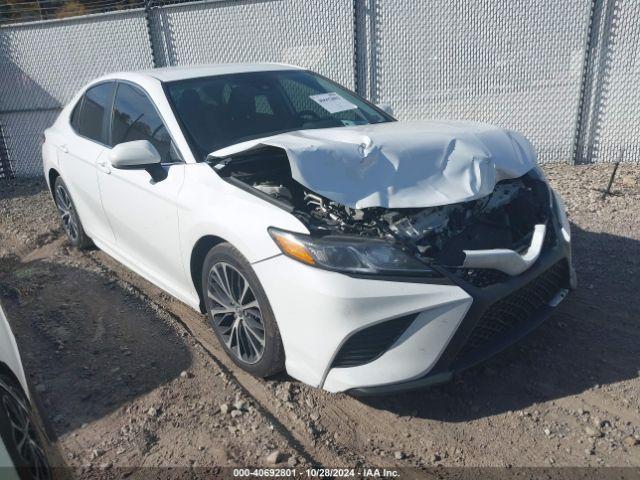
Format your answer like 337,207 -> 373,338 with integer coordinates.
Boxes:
42,63 -> 576,394
0,303 -> 60,479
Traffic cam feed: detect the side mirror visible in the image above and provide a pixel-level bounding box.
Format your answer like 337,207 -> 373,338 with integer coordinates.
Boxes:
110,140 -> 161,169
376,103 -> 394,117
109,140 -> 166,182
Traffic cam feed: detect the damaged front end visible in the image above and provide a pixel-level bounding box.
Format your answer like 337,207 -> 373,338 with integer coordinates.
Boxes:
209,124 -> 576,392
210,144 -> 558,284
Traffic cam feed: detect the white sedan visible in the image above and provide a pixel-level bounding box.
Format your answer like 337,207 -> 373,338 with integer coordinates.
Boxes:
43,63 -> 575,394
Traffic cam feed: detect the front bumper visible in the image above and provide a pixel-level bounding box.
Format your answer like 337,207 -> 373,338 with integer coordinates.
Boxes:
252,255 -> 473,390
254,205 -> 575,394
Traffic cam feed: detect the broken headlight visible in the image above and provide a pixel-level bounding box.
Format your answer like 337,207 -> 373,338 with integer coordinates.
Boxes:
269,228 -> 441,277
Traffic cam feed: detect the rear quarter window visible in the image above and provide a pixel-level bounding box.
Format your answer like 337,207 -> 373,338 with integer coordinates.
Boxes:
76,82 -> 114,144
69,98 -> 83,131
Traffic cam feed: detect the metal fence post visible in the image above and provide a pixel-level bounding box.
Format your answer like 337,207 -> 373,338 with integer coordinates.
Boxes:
144,0 -> 160,69
353,0 -> 367,97
0,122 -> 13,179
572,0 -> 599,164
574,0 -> 618,164
353,0 -> 379,102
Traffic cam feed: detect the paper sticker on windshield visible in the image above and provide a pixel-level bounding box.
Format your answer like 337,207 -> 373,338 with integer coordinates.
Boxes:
309,92 -> 357,114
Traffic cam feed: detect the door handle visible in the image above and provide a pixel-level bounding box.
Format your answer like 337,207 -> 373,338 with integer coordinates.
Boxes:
59,144 -> 68,153
96,159 -> 111,174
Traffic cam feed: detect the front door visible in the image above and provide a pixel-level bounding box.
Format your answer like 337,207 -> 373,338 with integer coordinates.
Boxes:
96,81 -> 187,293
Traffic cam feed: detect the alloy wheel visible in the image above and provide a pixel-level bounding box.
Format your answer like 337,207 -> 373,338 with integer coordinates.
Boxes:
0,382 -> 51,480
207,262 -> 266,364
54,184 -> 79,242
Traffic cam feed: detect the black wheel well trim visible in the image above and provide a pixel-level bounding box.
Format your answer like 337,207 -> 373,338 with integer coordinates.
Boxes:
0,362 -> 28,401
190,235 -> 228,313
47,167 -> 60,199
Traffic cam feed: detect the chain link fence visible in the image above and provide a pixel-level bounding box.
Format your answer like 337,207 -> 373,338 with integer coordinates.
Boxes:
372,0 -> 592,164
0,0 -> 638,178
149,0 -> 355,88
0,8 -> 153,176
575,0 -> 640,164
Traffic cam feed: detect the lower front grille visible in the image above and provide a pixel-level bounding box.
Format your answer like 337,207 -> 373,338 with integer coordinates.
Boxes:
454,260 -> 569,362
453,268 -> 508,288
331,314 -> 416,368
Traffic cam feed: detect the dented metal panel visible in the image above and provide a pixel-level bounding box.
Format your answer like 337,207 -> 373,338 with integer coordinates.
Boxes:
210,120 -> 537,209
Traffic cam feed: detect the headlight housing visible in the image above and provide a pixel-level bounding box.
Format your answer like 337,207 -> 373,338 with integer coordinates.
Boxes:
268,228 -> 441,277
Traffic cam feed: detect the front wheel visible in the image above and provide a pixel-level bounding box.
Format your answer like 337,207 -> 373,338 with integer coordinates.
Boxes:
201,243 -> 285,377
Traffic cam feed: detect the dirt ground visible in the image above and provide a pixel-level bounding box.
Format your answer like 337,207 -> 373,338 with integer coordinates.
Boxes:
1,163 -> 639,477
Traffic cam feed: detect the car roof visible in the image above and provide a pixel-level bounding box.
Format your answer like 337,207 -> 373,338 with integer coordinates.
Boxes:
103,62 -> 305,84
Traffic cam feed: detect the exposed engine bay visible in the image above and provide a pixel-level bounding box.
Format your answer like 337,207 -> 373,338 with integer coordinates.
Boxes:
212,146 -> 552,269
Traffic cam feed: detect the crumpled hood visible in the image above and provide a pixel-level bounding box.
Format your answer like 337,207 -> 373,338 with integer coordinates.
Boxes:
210,120 -> 537,209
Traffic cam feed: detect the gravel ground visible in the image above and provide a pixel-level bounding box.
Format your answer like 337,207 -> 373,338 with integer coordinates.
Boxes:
0,163 -> 639,477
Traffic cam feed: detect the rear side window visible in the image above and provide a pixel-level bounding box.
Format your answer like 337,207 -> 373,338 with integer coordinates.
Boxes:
76,83 -> 113,144
70,99 -> 82,131
111,83 -> 178,163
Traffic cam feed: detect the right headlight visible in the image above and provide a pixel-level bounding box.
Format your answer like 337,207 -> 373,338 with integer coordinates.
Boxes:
268,227 -> 441,277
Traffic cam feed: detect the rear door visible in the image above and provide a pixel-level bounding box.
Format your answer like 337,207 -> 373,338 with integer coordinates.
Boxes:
58,82 -> 116,244
96,81 -> 187,292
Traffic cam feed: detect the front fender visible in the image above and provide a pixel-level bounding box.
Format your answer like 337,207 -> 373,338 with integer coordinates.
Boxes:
178,163 -> 308,304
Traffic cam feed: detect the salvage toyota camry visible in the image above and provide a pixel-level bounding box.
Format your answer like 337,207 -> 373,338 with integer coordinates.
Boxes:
42,63 -> 576,393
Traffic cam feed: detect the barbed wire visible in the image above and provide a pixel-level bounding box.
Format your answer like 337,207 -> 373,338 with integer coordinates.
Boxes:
0,0 -> 210,24
4,1 -> 144,13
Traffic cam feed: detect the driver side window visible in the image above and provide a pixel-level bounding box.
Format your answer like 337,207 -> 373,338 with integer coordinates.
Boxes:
111,83 -> 181,164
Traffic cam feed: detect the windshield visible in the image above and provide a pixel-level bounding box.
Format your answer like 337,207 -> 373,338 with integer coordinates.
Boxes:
165,70 -> 392,160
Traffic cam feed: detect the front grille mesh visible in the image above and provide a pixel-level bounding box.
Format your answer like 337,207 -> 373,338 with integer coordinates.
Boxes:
331,314 -> 416,368
455,260 -> 569,362
454,268 -> 508,288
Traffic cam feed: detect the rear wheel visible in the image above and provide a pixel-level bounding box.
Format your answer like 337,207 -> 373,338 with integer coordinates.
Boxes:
53,177 -> 92,249
201,243 -> 285,377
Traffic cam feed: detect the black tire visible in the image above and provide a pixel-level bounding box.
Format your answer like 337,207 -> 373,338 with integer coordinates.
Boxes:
201,243 -> 285,378
0,374 -> 52,480
53,177 -> 92,250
